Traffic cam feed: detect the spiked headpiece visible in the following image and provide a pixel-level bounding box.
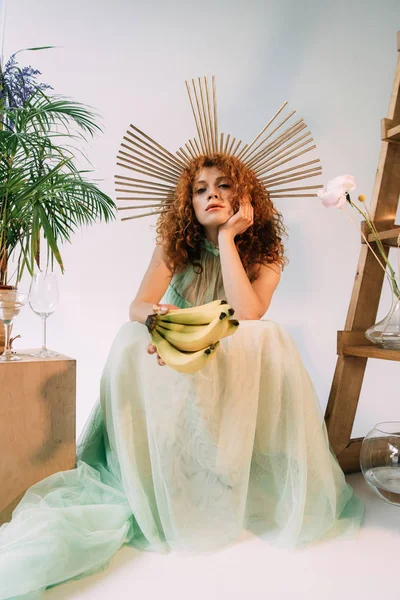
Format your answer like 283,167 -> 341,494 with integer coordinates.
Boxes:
115,76 -> 322,221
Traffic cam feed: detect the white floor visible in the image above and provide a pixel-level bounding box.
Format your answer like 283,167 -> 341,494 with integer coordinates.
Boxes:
45,472 -> 400,600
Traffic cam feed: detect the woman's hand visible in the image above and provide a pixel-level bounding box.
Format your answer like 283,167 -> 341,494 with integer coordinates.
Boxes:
218,195 -> 254,240
146,303 -> 179,366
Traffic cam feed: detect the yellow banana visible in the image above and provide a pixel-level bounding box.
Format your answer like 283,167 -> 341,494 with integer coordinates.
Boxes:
157,321 -> 209,334
157,299 -> 234,325
155,309 -> 231,352
150,329 -> 219,374
221,319 -> 240,339
157,316 -> 239,344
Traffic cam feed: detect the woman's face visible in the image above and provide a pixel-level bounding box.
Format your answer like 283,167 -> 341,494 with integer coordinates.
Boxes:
191,166 -> 235,227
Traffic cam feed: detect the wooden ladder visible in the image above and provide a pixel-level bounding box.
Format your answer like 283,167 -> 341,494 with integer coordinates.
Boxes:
324,31 -> 400,474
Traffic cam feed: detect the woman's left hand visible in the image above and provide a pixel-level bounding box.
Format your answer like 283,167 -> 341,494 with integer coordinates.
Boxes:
218,196 -> 254,239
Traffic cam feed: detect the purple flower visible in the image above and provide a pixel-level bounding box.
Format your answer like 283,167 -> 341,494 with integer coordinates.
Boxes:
1,53 -> 52,109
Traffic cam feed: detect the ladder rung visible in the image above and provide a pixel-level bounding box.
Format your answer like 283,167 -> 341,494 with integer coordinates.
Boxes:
360,222 -> 400,246
387,123 -> 400,141
338,330 -> 400,361
342,345 -> 400,361
381,118 -> 400,142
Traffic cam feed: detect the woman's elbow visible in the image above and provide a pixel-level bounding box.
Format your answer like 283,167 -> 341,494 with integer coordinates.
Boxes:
235,311 -> 264,321
234,304 -> 269,320
129,301 -> 138,322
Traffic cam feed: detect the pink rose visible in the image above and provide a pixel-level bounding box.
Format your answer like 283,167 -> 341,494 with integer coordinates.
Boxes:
317,188 -> 347,208
318,175 -> 356,209
327,175 -> 356,193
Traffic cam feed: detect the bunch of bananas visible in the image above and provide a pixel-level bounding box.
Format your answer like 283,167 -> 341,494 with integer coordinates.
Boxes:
145,299 -> 239,374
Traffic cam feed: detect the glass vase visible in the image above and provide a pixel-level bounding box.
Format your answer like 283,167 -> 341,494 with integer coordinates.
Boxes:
0,289 -> 29,361
365,294 -> 400,349
360,421 -> 400,506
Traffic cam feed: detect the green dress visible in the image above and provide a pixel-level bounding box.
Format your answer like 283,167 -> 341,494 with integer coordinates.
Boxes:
0,239 -> 364,600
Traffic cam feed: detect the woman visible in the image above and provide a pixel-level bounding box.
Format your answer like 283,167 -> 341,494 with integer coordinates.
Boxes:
133,153 -> 283,346
0,153 -> 364,600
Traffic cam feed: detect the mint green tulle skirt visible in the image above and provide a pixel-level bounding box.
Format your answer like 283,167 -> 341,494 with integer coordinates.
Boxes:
0,320 -> 364,599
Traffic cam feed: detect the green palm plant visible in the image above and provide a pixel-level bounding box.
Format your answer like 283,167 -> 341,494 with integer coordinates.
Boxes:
0,57 -> 116,287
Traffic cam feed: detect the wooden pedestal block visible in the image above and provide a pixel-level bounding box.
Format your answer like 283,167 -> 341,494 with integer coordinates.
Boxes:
0,350 -> 76,525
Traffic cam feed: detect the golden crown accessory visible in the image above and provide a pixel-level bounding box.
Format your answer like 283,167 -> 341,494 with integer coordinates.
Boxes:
115,76 -> 323,221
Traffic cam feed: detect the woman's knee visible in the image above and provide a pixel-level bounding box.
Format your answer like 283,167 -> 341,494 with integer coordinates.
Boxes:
109,321 -> 149,359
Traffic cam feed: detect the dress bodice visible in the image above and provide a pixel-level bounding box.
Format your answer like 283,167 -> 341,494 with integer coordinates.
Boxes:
162,239 -> 226,308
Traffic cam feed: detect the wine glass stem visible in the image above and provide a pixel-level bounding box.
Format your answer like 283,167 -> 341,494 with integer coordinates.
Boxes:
41,316 -> 47,351
3,321 -> 12,358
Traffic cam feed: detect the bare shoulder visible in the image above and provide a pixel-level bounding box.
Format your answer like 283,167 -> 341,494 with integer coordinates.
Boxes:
132,241 -> 175,306
150,241 -> 174,273
249,261 -> 281,283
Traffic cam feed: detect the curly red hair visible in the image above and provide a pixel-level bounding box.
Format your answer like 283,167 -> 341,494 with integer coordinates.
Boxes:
156,154 -> 288,277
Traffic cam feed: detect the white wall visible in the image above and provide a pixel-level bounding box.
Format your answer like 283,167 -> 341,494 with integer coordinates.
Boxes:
4,0 -> 400,437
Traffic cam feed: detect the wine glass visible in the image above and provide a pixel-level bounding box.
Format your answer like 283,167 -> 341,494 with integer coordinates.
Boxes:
0,290 -> 30,361
29,272 -> 59,357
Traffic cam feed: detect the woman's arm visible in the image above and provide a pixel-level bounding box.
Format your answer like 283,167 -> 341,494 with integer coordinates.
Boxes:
217,200 -> 281,320
129,244 -> 175,324
218,232 -> 280,320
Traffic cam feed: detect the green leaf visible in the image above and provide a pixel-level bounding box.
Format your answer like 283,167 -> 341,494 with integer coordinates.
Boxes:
14,46 -> 56,54
37,204 -> 64,272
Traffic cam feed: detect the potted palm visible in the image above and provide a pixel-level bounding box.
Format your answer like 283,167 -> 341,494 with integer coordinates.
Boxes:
0,49 -> 116,352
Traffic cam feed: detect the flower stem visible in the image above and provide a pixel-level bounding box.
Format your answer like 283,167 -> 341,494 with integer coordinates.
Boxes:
343,206 -> 389,274
346,196 -> 400,298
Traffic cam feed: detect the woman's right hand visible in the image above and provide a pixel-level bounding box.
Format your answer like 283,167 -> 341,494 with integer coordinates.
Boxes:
146,303 -> 179,366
